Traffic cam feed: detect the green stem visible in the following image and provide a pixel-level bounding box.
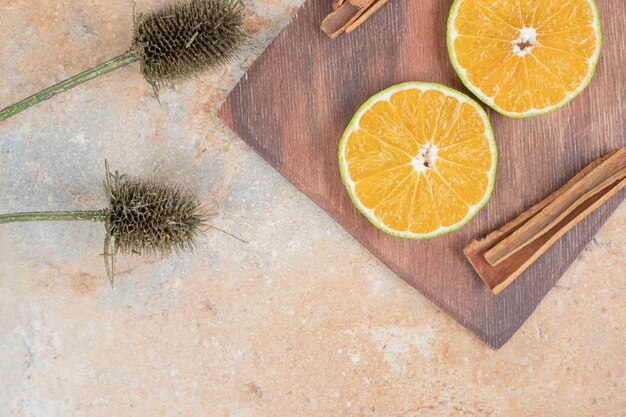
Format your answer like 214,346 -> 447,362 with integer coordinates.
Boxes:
0,51 -> 138,122
0,210 -> 108,224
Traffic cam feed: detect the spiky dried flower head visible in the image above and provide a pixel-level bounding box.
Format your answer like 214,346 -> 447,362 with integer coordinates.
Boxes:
132,0 -> 248,90
103,165 -> 205,260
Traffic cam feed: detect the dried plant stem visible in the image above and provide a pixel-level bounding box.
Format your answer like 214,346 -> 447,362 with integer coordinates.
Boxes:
0,52 -> 137,122
0,210 -> 108,224
209,225 -> 249,244
0,204 -> 249,286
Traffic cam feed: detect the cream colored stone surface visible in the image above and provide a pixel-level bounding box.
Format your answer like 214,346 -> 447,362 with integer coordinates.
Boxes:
0,1 -> 624,416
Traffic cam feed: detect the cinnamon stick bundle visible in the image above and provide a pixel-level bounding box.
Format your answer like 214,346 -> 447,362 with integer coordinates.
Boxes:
321,0 -> 391,38
465,148 -> 626,295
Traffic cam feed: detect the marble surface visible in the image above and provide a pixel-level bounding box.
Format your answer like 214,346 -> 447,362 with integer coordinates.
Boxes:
0,1 -> 624,416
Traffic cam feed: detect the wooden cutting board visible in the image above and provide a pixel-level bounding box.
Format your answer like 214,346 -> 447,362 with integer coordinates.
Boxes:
219,0 -> 625,348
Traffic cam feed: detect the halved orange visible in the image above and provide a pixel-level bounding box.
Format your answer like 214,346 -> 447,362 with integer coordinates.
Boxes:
447,0 -> 602,117
338,82 -> 497,239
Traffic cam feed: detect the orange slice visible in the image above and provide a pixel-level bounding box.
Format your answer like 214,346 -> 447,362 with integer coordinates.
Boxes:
447,0 -> 602,117
338,82 -> 497,239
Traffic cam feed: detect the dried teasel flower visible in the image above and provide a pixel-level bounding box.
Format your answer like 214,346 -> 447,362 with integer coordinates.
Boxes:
133,0 -> 247,90
0,0 -> 248,122
104,173 -> 205,258
0,161 -> 246,285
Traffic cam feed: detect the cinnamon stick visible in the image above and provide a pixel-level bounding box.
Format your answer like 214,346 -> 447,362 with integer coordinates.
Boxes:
345,0 -> 390,33
464,148 -> 626,295
321,0 -> 390,39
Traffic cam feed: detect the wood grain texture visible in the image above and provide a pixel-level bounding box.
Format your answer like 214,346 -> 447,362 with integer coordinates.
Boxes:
219,0 -> 626,348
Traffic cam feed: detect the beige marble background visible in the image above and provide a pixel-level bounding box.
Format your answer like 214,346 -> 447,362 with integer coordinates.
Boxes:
0,1 -> 624,416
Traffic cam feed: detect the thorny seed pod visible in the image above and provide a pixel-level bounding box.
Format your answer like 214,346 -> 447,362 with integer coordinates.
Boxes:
0,161 -> 245,285
133,0 -> 248,90
102,162 -> 206,275
103,165 -> 205,259
0,0 -> 249,122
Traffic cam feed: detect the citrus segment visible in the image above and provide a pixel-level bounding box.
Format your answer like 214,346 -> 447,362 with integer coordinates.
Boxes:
438,102 -> 487,147
388,89 -> 427,145
359,100 -> 420,154
408,174 -> 441,234
338,83 -> 497,239
354,165 -> 414,209
373,173 -> 417,231
448,0 -> 602,117
344,130 -> 412,182
425,170 -> 471,227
